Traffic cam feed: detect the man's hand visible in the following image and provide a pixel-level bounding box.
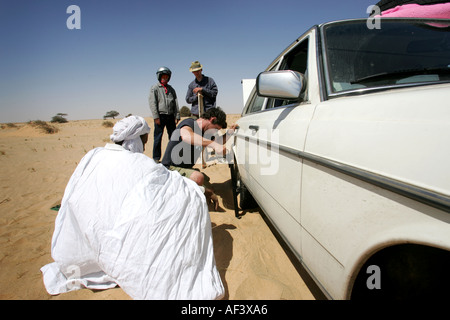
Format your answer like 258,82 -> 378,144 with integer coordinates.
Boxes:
226,124 -> 239,136
205,188 -> 219,211
193,87 -> 203,94
210,141 -> 227,156
154,118 -> 161,126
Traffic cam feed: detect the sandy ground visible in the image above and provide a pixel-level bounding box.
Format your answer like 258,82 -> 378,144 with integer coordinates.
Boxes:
0,115 -> 324,300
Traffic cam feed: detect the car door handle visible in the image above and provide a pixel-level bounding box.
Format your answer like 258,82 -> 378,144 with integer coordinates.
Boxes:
249,125 -> 259,132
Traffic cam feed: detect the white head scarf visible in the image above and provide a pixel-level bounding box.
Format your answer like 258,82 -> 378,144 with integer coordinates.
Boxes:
110,116 -> 151,153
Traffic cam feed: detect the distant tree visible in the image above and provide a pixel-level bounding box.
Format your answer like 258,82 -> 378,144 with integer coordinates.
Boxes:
51,113 -> 68,123
180,106 -> 191,117
104,110 -> 120,119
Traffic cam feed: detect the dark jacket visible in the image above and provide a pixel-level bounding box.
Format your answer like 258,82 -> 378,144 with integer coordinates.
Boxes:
185,75 -> 218,115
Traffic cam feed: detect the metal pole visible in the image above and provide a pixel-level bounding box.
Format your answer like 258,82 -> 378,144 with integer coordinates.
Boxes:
198,93 -> 207,169
198,92 -> 204,117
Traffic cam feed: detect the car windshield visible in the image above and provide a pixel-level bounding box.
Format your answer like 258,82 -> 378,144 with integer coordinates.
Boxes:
322,19 -> 450,95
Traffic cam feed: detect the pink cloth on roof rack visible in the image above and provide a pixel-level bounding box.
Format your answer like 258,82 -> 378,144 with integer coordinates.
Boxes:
379,3 -> 450,18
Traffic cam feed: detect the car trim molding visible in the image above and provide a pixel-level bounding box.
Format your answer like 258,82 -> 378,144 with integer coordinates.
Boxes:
326,81 -> 450,99
236,133 -> 450,213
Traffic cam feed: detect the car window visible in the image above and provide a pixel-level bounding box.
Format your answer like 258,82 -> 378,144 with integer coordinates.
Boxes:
267,38 -> 309,109
279,38 -> 309,73
322,20 -> 450,95
247,93 -> 266,114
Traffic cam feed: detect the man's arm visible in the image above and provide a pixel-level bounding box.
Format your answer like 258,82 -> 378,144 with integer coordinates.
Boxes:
201,78 -> 218,99
213,124 -> 238,145
180,126 -> 226,155
172,88 -> 180,122
148,86 -> 160,120
185,83 -> 198,104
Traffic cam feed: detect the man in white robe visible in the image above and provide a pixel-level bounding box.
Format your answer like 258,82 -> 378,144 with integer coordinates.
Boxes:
41,116 -> 224,300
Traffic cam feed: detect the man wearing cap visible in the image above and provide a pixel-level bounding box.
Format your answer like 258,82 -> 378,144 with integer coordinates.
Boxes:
185,61 -> 218,118
149,66 -> 180,162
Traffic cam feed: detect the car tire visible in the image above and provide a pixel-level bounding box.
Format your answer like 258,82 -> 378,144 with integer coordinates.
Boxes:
239,182 -> 258,210
350,244 -> 449,300
233,162 -> 258,210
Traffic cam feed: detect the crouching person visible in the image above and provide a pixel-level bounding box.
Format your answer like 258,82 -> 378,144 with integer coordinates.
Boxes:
161,107 -> 237,210
41,115 -> 224,300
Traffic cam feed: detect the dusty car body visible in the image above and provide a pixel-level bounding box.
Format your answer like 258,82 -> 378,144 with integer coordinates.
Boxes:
233,18 -> 450,299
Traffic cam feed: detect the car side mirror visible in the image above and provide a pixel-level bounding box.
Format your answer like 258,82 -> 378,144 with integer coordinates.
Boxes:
256,70 -> 306,100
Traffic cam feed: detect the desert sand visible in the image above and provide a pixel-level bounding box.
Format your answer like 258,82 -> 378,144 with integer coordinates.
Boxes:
0,115 -> 323,300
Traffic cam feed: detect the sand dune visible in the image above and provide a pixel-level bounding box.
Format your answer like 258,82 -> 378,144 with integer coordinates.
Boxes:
0,116 -> 319,300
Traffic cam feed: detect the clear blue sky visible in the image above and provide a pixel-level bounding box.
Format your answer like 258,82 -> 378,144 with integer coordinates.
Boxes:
0,0 -> 376,123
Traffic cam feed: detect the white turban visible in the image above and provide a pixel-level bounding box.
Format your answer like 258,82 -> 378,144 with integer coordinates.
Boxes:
110,116 -> 151,153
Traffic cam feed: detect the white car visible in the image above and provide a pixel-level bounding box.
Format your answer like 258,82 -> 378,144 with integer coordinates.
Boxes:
232,18 -> 450,299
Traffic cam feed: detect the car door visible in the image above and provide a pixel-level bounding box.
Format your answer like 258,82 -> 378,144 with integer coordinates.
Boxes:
236,30 -> 320,257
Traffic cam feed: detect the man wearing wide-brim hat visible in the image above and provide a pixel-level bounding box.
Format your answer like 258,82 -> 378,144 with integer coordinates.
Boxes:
185,61 -> 218,118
